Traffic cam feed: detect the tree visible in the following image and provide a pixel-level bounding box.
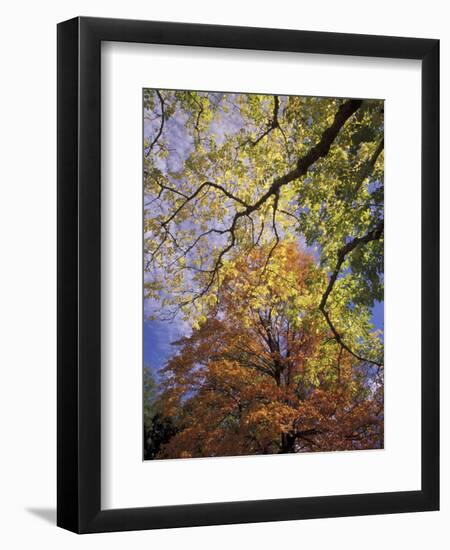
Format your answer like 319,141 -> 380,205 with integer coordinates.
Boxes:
144,91 -> 384,368
143,367 -> 179,459
143,367 -> 158,458
156,244 -> 383,458
143,90 -> 384,458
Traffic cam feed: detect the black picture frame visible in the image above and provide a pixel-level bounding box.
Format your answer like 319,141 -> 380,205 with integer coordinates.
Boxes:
57,16 -> 439,533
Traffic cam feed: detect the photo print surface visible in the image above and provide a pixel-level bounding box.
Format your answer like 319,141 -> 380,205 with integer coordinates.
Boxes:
143,90 -> 384,460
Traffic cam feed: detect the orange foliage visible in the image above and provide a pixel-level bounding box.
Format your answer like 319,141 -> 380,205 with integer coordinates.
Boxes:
157,243 -> 383,458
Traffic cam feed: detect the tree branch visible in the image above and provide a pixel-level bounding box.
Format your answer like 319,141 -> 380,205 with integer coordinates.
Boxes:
145,90 -> 165,155
354,138 -> 384,194
319,221 -> 384,367
200,99 -> 363,286
248,95 -> 281,146
161,181 -> 250,227
151,99 -> 364,312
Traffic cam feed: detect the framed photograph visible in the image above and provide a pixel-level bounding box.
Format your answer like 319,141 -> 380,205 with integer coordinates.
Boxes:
57,17 -> 439,533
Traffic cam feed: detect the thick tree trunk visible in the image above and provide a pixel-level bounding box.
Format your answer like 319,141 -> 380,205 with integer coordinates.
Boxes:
280,432 -> 296,453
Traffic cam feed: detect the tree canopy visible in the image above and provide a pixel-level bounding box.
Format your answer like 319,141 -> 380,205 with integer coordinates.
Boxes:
143,90 -> 384,458
156,244 -> 382,457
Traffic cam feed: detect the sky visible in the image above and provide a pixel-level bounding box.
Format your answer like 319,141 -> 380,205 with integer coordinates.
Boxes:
143,90 -> 384,377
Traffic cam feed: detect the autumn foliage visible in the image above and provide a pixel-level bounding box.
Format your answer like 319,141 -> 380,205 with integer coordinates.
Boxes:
143,91 -> 384,459
153,244 -> 383,458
